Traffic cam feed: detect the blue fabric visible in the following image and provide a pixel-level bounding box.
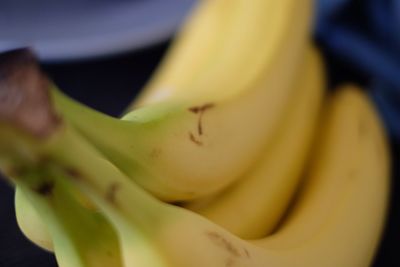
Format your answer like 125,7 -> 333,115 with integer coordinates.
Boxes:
316,0 -> 400,143
316,0 -> 348,21
371,83 -> 400,139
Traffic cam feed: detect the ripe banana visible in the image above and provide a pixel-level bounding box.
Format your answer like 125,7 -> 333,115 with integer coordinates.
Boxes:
9,3 -> 249,244
184,45 -> 325,239
134,0 -> 238,105
2,0 -> 313,248
254,85 -> 390,252
0,70 -> 389,267
48,0 -> 313,201
4,0 -> 314,247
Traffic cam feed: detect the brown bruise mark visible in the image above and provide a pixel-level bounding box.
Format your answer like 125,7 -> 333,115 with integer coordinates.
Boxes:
189,132 -> 203,146
64,167 -> 84,181
149,148 -> 162,159
198,114 -> 204,136
0,48 -> 61,139
206,231 -> 241,257
170,200 -> 185,207
34,180 -> 54,196
243,248 -> 250,258
105,182 -> 120,205
198,103 -> 215,136
188,103 -> 215,136
188,106 -> 200,114
188,103 -> 215,114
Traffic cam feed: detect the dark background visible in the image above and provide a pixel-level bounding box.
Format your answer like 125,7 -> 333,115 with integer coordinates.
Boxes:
1,0 -> 400,265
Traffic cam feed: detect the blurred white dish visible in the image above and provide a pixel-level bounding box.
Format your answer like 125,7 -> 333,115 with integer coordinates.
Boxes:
0,0 -> 197,62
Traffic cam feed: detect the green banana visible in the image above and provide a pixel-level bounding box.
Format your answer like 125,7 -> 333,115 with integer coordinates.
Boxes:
13,170 -> 122,267
14,169 -> 100,253
15,187 -> 53,251
0,118 -> 170,267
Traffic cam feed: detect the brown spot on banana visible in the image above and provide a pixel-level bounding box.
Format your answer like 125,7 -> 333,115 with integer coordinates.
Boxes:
188,103 -> 215,136
188,103 -> 215,114
243,248 -> 250,258
33,180 -> 55,196
189,132 -> 203,146
206,231 -> 242,257
106,182 -> 121,205
64,167 -> 84,181
149,148 -> 162,159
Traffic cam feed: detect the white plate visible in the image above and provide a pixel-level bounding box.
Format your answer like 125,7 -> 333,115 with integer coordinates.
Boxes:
0,0 -> 197,62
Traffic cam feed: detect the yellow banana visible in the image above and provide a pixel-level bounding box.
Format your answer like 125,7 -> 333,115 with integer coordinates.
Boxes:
135,0 -> 238,105
0,81 -> 389,267
185,45 -> 325,239
256,86 -> 390,251
49,0 -> 313,201
4,0 -> 312,247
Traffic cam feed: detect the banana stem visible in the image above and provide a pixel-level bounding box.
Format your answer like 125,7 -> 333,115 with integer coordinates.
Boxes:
1,117 -> 171,225
0,106 -> 174,267
0,48 -> 177,235
54,124 -> 177,225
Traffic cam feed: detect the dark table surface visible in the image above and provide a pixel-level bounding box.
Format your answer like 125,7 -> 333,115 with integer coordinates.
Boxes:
0,39 -> 399,267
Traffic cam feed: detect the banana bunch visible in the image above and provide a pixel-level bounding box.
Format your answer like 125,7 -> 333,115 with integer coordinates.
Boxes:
0,0 -> 391,266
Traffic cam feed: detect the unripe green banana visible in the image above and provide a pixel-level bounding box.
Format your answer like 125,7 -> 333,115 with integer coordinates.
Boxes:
14,172 -> 122,267
15,187 -> 53,251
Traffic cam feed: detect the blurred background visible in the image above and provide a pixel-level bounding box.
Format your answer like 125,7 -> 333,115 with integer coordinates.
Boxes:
0,0 -> 399,266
